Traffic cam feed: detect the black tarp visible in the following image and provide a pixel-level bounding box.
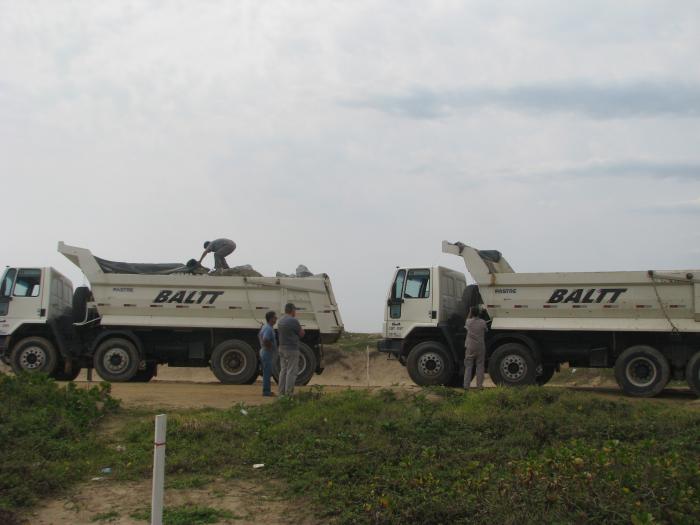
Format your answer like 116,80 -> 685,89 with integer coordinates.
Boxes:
95,257 -> 192,275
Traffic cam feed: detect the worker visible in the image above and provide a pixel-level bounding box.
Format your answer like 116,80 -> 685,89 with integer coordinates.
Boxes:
198,238 -> 236,270
463,306 -> 488,390
277,302 -> 305,396
258,311 -> 278,397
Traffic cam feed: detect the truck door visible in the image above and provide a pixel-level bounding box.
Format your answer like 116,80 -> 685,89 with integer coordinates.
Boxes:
4,269 -> 44,320
387,269 -> 406,321
0,268 -> 17,317
400,268 -> 433,323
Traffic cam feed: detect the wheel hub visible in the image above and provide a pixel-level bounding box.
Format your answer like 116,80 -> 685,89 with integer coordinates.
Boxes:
20,346 -> 46,370
626,357 -> 657,387
221,349 -> 245,375
417,352 -> 443,377
501,355 -> 527,381
104,348 -> 130,373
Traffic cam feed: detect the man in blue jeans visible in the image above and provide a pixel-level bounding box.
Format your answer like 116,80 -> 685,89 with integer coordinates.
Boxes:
258,311 -> 278,397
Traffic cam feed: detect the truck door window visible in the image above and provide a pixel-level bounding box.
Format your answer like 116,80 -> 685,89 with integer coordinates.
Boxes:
389,270 -> 406,319
13,269 -> 41,297
404,269 -> 430,299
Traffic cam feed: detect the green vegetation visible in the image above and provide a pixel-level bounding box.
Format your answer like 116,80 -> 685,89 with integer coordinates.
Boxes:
109,387 -> 699,524
333,332 -> 381,352
2,371 -> 698,523
131,504 -> 236,525
0,374 -> 118,520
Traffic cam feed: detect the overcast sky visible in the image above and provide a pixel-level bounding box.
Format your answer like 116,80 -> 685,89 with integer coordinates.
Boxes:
2,1 -> 699,331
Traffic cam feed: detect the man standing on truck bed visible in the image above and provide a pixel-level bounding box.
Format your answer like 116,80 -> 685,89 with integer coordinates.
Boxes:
463,306 -> 488,390
277,302 -> 305,396
198,238 -> 236,270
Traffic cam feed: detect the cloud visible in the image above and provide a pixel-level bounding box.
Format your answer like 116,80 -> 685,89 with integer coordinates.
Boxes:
641,197 -> 700,214
523,160 -> 700,182
343,81 -> 700,120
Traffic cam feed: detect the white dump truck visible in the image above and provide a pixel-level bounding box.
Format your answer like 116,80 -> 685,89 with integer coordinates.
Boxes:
378,241 -> 700,397
0,242 -> 343,384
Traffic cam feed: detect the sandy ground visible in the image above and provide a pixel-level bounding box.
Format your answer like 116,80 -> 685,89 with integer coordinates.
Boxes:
62,346 -> 416,387
28,478 -> 316,525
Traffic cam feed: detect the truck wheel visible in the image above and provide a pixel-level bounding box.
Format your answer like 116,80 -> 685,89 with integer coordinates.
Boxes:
685,352 -> 700,397
129,362 -> 157,382
51,359 -> 82,381
406,342 -> 454,386
488,343 -> 538,387
614,345 -> 670,398
210,339 -> 258,384
10,337 -> 58,375
536,365 -> 556,386
94,338 -> 140,382
271,343 -> 317,386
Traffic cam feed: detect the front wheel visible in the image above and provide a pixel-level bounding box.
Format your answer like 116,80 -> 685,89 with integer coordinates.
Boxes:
684,352 -> 700,397
210,339 -> 258,384
10,337 -> 58,375
614,345 -> 670,398
94,338 -> 140,382
488,343 -> 538,387
406,341 -> 454,386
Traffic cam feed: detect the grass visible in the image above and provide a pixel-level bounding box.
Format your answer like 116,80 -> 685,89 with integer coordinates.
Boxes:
332,332 -> 382,352
106,387 -> 700,524
0,373 -> 119,521
131,504 -> 236,525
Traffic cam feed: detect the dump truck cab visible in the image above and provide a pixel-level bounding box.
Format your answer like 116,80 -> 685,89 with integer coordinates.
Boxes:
379,266 -> 468,385
0,266 -> 74,372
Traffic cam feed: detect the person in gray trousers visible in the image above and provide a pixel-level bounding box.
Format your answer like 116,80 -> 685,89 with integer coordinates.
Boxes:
198,238 -> 236,270
464,306 -> 488,390
277,302 -> 305,396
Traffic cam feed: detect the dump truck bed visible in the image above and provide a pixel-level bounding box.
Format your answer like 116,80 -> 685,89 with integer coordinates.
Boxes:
59,242 -> 343,341
443,241 -> 700,333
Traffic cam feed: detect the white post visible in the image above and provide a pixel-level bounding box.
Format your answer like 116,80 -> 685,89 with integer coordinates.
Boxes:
151,414 -> 167,525
366,345 -> 371,388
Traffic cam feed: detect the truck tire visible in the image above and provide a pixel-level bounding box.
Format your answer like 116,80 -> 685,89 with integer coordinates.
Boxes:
129,362 -> 156,382
10,336 -> 58,375
406,341 -> 454,386
72,286 -> 92,323
614,345 -> 670,398
685,352 -> 700,397
94,337 -> 140,382
536,365 -> 556,386
488,343 -> 538,387
51,359 -> 82,381
272,342 -> 317,386
210,339 -> 258,384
